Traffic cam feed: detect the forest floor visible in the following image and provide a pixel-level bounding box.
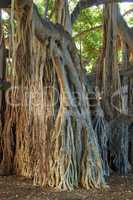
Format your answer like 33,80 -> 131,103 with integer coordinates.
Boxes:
0,174 -> 133,200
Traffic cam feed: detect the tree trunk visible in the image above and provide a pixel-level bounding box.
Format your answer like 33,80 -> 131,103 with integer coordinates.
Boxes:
0,10 -> 9,172
96,3 -> 132,175
55,0 -> 72,34
0,0 -> 106,190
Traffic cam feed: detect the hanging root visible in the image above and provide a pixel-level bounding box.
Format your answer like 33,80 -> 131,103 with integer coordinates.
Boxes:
93,90 -> 110,178
0,0 -> 106,190
109,119 -> 129,176
46,47 -> 106,190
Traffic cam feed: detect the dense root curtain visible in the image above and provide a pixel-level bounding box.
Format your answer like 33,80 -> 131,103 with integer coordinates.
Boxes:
95,3 -> 132,175
0,0 -> 106,190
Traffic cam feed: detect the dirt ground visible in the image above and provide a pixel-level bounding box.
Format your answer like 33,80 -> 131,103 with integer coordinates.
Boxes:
0,174 -> 133,200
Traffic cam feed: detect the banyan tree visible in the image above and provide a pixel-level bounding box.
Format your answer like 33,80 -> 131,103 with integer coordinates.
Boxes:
0,0 -> 132,191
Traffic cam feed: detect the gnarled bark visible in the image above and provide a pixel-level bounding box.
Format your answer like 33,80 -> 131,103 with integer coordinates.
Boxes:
0,0 -> 106,191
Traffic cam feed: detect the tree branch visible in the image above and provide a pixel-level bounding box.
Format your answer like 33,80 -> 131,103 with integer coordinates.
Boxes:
73,25 -> 102,39
33,5 -> 72,45
0,1 -> 77,62
73,6 -> 132,40
123,8 -> 133,17
71,0 -> 133,24
1,0 -> 133,54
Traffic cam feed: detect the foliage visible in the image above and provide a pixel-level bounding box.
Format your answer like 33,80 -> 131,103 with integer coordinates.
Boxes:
33,1 -> 103,72
73,6 -> 103,72
120,3 -> 133,27
2,1 -> 133,74
26,2 -> 133,73
34,0 -> 55,18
